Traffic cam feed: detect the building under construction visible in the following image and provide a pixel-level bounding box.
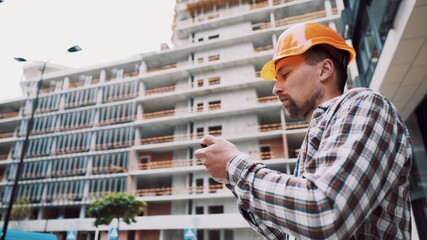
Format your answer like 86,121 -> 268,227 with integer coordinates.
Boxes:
0,0 -> 426,239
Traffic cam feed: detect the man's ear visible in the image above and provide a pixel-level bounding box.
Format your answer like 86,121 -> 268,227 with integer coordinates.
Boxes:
319,59 -> 334,82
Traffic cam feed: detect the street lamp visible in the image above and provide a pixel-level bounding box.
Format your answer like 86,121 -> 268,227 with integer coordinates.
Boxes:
1,45 -> 82,240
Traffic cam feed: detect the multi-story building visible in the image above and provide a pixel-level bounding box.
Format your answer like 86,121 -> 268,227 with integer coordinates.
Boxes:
0,0 -> 425,239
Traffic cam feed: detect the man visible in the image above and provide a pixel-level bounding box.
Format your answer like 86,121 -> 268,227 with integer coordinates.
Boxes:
194,22 -> 412,239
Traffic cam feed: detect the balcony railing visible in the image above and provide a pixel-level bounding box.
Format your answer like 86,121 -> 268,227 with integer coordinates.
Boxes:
56,147 -> 89,155
95,141 -> 133,150
252,21 -> 271,31
145,86 -> 176,96
143,110 -> 175,119
275,8 -> 338,27
0,132 -> 14,139
0,111 -> 19,119
254,45 -> 274,52
59,123 -> 93,132
39,87 -> 56,95
0,154 -> 8,160
257,95 -> 278,103
250,1 -> 269,9
68,82 -> 85,89
138,158 -> 202,170
258,123 -> 283,132
51,168 -> 87,178
273,0 -> 294,5
99,115 -> 136,126
64,99 -> 97,109
260,151 -> 274,160
91,165 -> 127,174
147,63 -> 178,73
104,92 -> 139,103
139,122 -> 309,146
135,184 -> 223,197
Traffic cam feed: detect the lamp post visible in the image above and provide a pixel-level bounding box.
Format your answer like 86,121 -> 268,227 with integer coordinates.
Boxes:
1,45 -> 82,240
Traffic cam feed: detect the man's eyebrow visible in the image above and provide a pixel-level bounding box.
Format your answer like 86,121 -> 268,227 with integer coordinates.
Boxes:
276,66 -> 289,75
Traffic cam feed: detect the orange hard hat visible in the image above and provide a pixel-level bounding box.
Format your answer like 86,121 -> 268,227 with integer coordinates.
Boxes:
260,22 -> 356,80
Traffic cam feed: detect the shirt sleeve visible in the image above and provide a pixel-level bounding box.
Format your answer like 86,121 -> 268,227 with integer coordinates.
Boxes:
225,91 -> 411,239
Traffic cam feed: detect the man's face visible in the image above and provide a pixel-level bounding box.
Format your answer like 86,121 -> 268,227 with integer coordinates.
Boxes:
272,55 -> 324,119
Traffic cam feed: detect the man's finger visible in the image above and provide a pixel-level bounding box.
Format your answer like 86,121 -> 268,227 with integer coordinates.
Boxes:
200,134 -> 217,146
194,148 -> 206,159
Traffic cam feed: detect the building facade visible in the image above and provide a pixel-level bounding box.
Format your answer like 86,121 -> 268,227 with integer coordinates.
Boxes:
0,0 -> 425,240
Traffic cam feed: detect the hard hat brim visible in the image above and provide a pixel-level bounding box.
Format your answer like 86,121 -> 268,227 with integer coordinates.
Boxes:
260,59 -> 277,80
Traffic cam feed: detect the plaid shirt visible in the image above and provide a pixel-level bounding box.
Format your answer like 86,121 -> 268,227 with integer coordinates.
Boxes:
226,88 -> 412,239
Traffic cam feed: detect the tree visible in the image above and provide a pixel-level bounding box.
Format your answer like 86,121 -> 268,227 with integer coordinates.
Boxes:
11,192 -> 32,220
87,192 -> 146,229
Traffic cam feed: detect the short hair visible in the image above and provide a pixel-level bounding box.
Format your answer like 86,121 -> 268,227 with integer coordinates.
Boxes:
302,44 -> 349,93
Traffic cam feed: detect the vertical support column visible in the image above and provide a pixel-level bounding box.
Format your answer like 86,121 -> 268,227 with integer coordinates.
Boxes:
270,11 -> 276,28
137,103 -> 143,121
139,61 -> 147,74
63,76 -> 70,89
139,81 -> 145,97
100,69 -> 106,83
97,87 -> 103,105
79,205 -> 86,219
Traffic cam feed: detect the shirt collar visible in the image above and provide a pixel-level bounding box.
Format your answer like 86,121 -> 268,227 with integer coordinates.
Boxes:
310,96 -> 340,127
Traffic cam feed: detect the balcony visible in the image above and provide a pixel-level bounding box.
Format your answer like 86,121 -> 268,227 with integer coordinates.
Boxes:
95,141 -> 133,151
257,95 -> 277,103
145,86 -> 176,96
138,158 -> 202,170
51,168 -> 87,178
0,132 -> 15,139
254,45 -> 274,52
104,92 -> 139,103
98,115 -> 136,126
135,184 -> 223,197
59,123 -> 93,132
275,8 -> 338,27
39,87 -> 56,95
91,164 -> 127,174
0,111 -> 19,119
64,99 -> 97,109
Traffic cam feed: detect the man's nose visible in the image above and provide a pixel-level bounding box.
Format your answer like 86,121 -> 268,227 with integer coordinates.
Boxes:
272,82 -> 281,95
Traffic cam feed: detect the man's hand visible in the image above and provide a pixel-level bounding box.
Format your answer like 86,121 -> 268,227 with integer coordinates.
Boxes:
194,135 -> 240,181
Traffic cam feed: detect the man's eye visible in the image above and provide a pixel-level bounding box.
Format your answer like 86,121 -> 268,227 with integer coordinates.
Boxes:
281,72 -> 290,79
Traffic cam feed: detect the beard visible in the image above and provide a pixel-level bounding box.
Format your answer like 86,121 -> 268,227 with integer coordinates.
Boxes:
284,88 -> 324,119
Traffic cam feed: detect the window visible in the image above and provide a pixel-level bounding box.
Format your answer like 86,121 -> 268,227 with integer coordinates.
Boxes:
208,177 -> 221,193
208,34 -> 219,40
64,88 -> 97,109
103,80 -> 139,103
196,178 -> 204,194
196,128 -> 204,138
208,100 -> 221,110
95,127 -> 134,150
208,230 -> 220,240
208,77 -> 220,85
208,205 -> 224,214
92,152 -> 129,174
99,102 -> 136,125
260,145 -> 272,160
197,103 -> 204,112
208,126 -> 222,136
197,230 -> 204,240
224,230 -> 234,240
197,79 -> 204,87
196,206 -> 204,214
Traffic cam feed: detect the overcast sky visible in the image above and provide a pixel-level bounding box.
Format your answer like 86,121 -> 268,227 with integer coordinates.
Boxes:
0,0 -> 175,101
